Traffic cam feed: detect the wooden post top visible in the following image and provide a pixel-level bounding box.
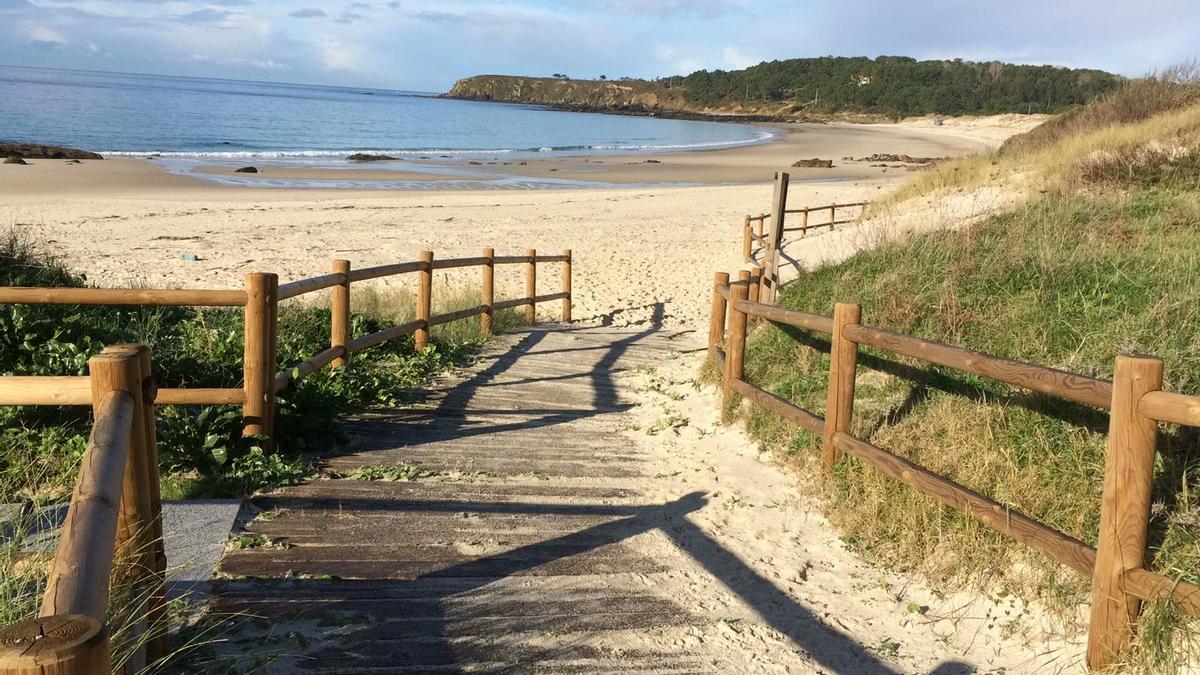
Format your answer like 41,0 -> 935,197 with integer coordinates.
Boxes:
0,614 -> 108,671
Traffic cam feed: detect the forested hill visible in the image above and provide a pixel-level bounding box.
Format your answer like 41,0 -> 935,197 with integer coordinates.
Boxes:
445,56 -> 1122,120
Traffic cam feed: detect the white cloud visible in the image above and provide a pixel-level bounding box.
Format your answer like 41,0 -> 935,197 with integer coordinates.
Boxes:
25,24 -> 68,44
722,45 -> 758,70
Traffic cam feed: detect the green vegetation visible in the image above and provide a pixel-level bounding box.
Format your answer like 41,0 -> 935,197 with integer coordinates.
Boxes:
677,55 -> 1121,117
0,238 -> 520,504
734,71 -> 1200,668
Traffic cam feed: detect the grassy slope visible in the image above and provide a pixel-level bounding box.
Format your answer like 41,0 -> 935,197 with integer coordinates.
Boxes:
736,78 -> 1200,669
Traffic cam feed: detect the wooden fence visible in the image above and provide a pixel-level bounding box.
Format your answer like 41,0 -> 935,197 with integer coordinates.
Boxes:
741,172 -> 867,306
709,271 -> 1200,671
0,248 -> 571,674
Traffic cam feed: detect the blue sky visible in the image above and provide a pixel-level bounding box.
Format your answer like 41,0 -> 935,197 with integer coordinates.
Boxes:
1,0 -> 1197,92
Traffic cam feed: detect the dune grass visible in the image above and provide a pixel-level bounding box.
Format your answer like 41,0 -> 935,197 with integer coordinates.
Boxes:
733,69 -> 1200,670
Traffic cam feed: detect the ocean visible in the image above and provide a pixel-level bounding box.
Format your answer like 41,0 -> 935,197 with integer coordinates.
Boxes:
0,65 -> 770,161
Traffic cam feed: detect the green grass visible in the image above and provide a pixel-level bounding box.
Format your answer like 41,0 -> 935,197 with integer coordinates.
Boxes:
735,189 -> 1200,667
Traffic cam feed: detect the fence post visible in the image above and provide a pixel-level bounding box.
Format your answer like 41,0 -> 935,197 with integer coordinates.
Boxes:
130,345 -> 168,664
415,250 -> 433,350
331,259 -> 351,368
764,172 -> 789,304
708,272 -> 730,362
525,248 -> 536,325
830,204 -> 836,229
822,302 -> 861,470
742,215 -> 752,262
1087,354 -> 1163,670
242,273 -> 278,442
0,615 -> 109,675
561,249 -> 572,323
481,248 -> 494,334
723,271 -> 750,415
802,208 -> 809,236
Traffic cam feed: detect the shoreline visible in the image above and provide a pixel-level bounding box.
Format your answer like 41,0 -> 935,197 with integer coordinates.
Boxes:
1,117 -> 1041,195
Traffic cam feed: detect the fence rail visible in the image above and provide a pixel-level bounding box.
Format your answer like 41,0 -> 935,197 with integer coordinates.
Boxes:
0,246 -> 572,674
708,270 -> 1200,671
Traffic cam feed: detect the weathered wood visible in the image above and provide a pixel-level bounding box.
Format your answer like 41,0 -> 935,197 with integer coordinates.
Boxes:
491,297 -> 531,311
482,248 -> 495,334
763,172 -> 789,304
131,348 -> 168,665
349,320 -> 423,353
732,300 -> 834,334
729,378 -> 824,436
275,346 -> 347,391
242,273 -> 277,438
844,324 -> 1113,409
832,432 -> 1098,574
712,346 -> 726,374
96,346 -> 152,672
535,254 -> 570,263
428,305 -> 486,327
1088,355 -> 1163,670
1138,389 -> 1200,426
1122,567 -> 1200,616
431,256 -> 489,270
0,614 -> 110,675
331,260 -> 351,369
562,249 -> 572,323
823,304 -> 861,470
277,273 -> 346,301
493,255 -> 532,265
41,389 -> 134,618
723,272 -> 750,412
154,388 -> 245,405
531,292 -> 569,304
348,261 -> 422,282
525,249 -> 537,325
0,287 -> 246,307
0,376 -> 91,405
708,273 -> 729,361
742,215 -> 752,261
415,251 -> 433,350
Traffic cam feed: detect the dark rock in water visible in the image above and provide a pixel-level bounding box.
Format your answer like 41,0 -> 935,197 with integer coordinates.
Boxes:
643,159 -> 661,164
234,166 -> 258,173
857,153 -> 945,164
65,159 -> 82,164
346,153 -> 398,162
4,156 -> 28,165
0,143 -> 102,160
467,161 -> 483,165
791,158 -> 833,168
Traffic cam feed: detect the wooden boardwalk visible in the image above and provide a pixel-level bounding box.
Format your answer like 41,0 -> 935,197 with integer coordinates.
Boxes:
211,323 -> 751,673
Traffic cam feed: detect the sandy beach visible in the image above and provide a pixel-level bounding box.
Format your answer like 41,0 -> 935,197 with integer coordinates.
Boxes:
2,115 -> 1044,330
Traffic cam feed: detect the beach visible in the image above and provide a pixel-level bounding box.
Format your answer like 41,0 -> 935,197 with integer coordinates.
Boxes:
2,115 -> 1044,330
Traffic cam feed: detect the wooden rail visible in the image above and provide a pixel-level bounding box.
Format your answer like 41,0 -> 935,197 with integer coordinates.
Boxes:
0,247 -> 574,673
708,274 -> 1200,671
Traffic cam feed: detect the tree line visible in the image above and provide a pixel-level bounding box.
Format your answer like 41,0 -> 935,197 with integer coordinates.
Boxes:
672,56 -> 1122,116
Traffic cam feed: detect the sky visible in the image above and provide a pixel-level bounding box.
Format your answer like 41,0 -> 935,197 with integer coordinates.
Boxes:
0,0 -> 1197,92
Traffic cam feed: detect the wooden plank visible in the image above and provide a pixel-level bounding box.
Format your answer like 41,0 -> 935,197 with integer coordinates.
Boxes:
763,172 -> 789,304
428,305 -> 485,327
431,256 -> 489,270
491,297 -> 530,311
728,378 -> 823,436
1088,355 -> 1163,670
1122,567 -> 1200,616
732,299 -> 832,334
831,432 -> 1097,575
0,376 -> 91,405
154,388 -> 244,405
493,255 -> 532,265
844,323 -> 1113,409
536,254 -> 570,263
348,320 -> 423,353
531,292 -> 569,304
41,390 -> 134,618
277,272 -> 345,301
275,346 -> 347,391
348,261 -> 422,282
0,286 -> 246,307
1138,389 -> 1200,426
